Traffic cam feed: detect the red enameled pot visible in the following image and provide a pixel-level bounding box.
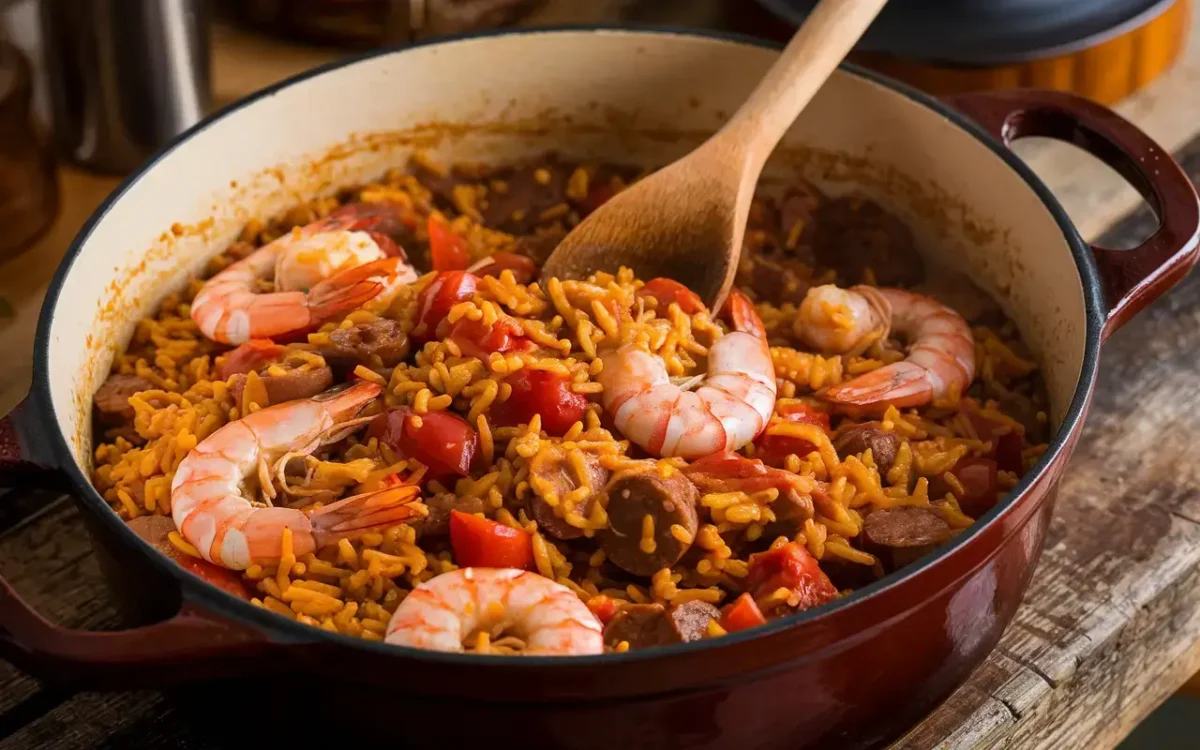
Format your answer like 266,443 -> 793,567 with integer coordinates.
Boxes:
0,28 -> 1196,749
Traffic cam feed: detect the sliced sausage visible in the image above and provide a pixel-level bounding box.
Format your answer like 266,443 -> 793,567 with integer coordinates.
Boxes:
317,319 -> 410,374
834,423 -> 901,476
664,600 -> 721,643
528,446 -> 610,541
601,601 -> 720,649
480,162 -> 570,234
862,506 -> 955,570
93,374 -> 154,426
603,603 -> 668,650
232,367 -> 334,406
812,196 -> 924,287
599,471 -> 700,576
414,492 -> 486,539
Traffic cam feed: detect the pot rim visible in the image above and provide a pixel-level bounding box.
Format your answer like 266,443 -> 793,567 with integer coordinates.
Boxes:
33,24 -> 1105,668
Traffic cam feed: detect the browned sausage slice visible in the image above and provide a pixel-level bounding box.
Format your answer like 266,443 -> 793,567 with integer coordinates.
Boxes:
601,601 -> 721,650
318,319 -> 410,372
664,600 -> 721,643
603,603 -> 668,649
527,445 -> 609,540
834,423 -> 902,476
862,506 -> 955,570
414,492 -> 486,539
264,367 -> 334,404
599,471 -> 699,577
93,374 -> 154,426
231,367 -> 334,406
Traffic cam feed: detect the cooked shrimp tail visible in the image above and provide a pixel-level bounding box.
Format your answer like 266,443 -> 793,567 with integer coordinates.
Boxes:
721,288 -> 767,339
817,287 -> 975,410
170,381 -> 412,570
306,257 -> 404,322
311,484 -> 424,542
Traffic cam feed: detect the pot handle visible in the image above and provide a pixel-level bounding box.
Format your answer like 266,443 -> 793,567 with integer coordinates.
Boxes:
946,89 -> 1200,340
0,393 -> 274,689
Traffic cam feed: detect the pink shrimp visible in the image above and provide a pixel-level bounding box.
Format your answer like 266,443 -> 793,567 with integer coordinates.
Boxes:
191,211 -> 419,345
385,567 -> 604,655
597,330 -> 776,459
170,381 -> 423,570
797,284 -> 975,409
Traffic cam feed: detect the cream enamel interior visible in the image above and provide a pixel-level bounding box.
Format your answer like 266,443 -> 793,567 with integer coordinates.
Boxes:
47,29 -> 1086,475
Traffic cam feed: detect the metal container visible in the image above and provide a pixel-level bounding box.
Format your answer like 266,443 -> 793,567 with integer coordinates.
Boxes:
37,0 -> 212,173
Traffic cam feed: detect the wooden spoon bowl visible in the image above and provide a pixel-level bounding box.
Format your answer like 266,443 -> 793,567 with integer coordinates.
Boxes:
540,0 -> 889,311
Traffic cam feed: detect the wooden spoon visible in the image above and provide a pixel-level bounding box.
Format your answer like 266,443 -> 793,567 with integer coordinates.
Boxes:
540,0 -> 889,312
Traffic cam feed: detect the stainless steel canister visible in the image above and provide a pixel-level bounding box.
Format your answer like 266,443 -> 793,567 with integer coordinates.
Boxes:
37,0 -> 211,173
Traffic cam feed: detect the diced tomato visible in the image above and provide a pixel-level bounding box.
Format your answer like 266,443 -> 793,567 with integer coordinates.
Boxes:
586,595 -> 620,627
427,216 -> 470,271
449,510 -> 533,569
491,368 -> 588,436
639,277 -> 705,315
368,406 -> 479,481
719,288 -> 766,340
745,542 -> 838,612
442,316 -> 535,361
752,402 -> 831,468
932,457 -> 999,518
720,592 -> 767,633
966,409 -> 1025,475
580,184 -> 616,215
466,252 -> 539,285
414,271 -> 477,343
217,339 -> 285,380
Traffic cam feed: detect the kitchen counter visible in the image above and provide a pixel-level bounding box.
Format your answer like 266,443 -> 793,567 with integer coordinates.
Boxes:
2,6 -> 1200,749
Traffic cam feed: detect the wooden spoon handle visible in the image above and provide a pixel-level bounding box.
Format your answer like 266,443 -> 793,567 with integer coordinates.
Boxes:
720,0 -> 888,171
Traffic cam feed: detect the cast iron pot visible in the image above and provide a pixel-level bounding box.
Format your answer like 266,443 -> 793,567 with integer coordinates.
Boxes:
0,28 -> 1196,750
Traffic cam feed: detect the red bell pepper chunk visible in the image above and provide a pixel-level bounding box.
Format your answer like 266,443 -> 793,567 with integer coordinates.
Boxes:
933,457 -> 999,518
442,316 -> 535,361
414,270 -> 477,343
966,409 -> 1025,475
427,216 -> 470,272
491,368 -> 588,437
752,402 -> 831,468
449,510 -> 534,569
745,542 -> 837,612
639,278 -> 705,315
368,406 -> 478,481
466,252 -> 539,285
217,339 -> 285,380
719,288 -> 766,340
720,592 -> 768,633
586,595 -> 620,627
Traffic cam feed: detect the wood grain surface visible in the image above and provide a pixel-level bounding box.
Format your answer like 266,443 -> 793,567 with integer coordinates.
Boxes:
0,134 -> 1194,750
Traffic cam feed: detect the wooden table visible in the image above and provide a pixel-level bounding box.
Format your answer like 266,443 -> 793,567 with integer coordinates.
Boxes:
3,10 -> 1200,750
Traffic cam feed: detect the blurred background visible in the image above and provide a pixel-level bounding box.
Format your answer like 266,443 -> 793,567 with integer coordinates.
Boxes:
0,0 -> 1196,745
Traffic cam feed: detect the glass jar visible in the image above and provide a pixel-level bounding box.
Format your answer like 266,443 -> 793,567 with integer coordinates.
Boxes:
0,39 -> 58,261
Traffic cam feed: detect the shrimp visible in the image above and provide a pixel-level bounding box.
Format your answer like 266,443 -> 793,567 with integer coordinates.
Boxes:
797,284 -> 975,409
384,567 -> 604,655
191,212 -> 419,345
170,381 -> 423,570
598,330 -> 776,459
